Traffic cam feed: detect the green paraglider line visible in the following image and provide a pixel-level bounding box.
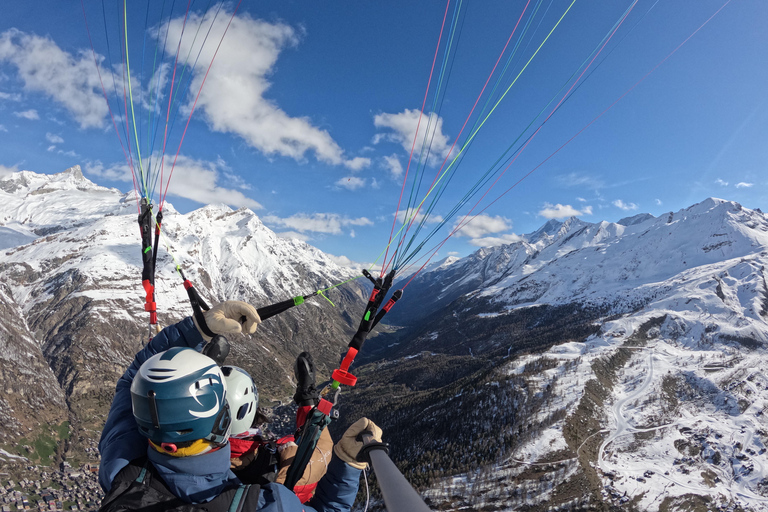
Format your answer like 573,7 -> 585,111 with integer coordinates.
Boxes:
393,0 -> 538,271
383,0 -> 578,273
396,0 -> 643,271
124,0 -> 148,200
399,0 -> 732,288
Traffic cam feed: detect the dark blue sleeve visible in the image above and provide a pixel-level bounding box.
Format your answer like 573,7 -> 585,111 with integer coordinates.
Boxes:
305,455 -> 362,512
98,317 -> 205,492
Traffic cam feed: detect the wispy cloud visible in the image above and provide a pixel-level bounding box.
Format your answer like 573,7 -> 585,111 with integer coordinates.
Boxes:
655,198 -> 662,206
335,176 -> 366,190
0,125 -> 7,132
46,132 -> 64,144
13,109 -> 39,120
165,9 -> 367,171
262,212 -> 372,235
0,29 -> 107,128
613,199 -> 638,211
735,182 -> 753,188
539,203 -> 592,219
715,178 -> 728,186
554,172 -> 605,190
373,109 -> 452,166
85,155 -> 262,209
0,91 -> 21,101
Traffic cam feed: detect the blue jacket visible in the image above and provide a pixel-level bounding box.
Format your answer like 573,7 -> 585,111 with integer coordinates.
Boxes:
98,317 -> 362,511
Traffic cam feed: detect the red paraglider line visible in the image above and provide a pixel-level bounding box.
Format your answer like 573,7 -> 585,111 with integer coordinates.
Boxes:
381,0 -> 452,277
387,0 -> 533,273
161,0 -> 245,207
403,0 -> 732,289
159,0 -> 194,205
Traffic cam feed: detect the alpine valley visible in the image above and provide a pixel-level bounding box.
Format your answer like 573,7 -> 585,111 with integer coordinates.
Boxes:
2,167 -> 768,512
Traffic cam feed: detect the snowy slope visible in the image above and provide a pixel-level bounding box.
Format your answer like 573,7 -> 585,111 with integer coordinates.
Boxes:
392,198 -> 768,511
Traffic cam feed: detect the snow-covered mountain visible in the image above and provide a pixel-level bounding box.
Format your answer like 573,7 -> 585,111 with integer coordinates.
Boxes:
0,166 -> 365,460
358,197 -> 768,511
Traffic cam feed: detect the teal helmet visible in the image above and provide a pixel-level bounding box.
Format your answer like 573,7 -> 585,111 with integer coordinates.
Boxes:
222,366 -> 258,435
130,347 -> 231,445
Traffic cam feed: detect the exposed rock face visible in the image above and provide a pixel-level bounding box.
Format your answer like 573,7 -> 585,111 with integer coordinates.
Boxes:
0,282 -> 68,442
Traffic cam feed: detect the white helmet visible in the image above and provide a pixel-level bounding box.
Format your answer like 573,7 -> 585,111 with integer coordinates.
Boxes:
221,366 -> 258,435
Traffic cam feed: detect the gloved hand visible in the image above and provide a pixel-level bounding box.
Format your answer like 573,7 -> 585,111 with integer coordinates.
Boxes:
193,300 -> 261,341
333,417 -> 383,470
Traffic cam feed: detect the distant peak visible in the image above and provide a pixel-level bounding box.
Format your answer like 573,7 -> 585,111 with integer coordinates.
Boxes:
687,197 -> 732,213
64,165 -> 85,180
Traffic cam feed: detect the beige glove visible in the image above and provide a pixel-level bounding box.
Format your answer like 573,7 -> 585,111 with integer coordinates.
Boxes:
193,300 -> 261,341
276,429 -> 333,486
333,417 -> 383,470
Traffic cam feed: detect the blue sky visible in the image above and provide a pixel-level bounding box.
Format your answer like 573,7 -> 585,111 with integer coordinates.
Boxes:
0,0 -> 766,271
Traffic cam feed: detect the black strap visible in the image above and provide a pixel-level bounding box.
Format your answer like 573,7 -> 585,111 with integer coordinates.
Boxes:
138,199 -> 154,287
349,269 -> 395,351
100,458 -> 261,512
177,267 -> 216,339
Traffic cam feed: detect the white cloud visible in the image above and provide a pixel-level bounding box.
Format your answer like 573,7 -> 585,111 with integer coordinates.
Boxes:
538,203 -> 591,219
655,198 -> 662,206
453,214 -> 511,238
165,9 -> 363,170
0,164 -> 19,177
345,157 -> 371,171
736,182 -> 753,188
335,176 -> 366,190
46,145 -> 56,152
468,233 -> 524,248
13,109 -> 39,120
613,199 -> 638,211
0,29 -> 108,128
85,155 -> 261,209
715,178 -> 728,186
383,154 -> 403,179
374,109 -> 452,166
395,208 -> 443,225
46,132 -> 64,144
0,125 -> 7,132
262,213 -> 372,235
